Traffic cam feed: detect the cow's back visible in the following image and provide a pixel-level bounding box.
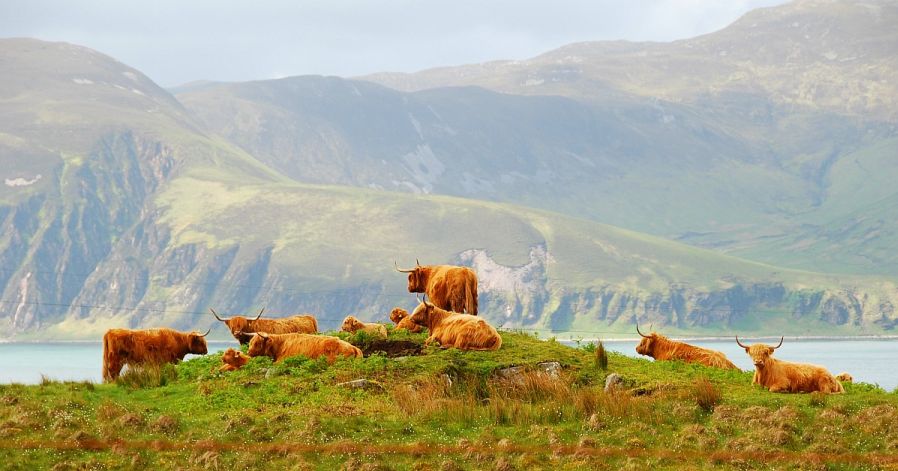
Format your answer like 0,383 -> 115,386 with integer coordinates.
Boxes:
274,333 -> 361,362
432,314 -> 501,351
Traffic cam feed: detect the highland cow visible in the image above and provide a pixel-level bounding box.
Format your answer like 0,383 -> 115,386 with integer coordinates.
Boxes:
247,332 -> 362,363
409,297 -> 501,351
635,324 -> 738,369
219,348 -> 249,372
390,307 -> 422,333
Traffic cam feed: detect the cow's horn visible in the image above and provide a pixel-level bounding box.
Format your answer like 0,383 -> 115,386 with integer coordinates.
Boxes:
772,336 -> 784,349
210,308 -> 230,322
199,327 -> 211,337
253,308 -> 265,321
735,335 -> 749,348
422,294 -> 432,308
636,322 -> 650,338
395,261 -> 415,273
416,258 -> 420,266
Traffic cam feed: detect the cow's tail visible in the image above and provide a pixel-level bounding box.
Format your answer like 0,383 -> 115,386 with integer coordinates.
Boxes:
467,282 -> 478,316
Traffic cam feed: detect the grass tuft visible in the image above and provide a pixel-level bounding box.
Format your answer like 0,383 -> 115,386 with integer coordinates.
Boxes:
693,377 -> 721,413
115,363 -> 177,389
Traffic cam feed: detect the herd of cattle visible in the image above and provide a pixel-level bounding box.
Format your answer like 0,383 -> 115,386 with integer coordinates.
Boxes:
101,262 -> 851,394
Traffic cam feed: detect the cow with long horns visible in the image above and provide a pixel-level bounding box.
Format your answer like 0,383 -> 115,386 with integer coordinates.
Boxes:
247,332 -> 362,363
408,296 -> 501,351
395,260 -> 478,315
210,308 -> 318,344
635,324 -> 738,369
736,336 -> 844,394
102,327 -> 210,382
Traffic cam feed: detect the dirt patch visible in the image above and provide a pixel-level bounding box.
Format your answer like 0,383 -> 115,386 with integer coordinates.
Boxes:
359,339 -> 423,357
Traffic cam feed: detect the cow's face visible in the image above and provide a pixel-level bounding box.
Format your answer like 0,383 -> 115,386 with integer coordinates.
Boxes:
744,344 -> 775,368
188,333 -> 209,355
341,316 -> 362,332
407,269 -> 426,293
226,317 -> 250,337
247,334 -> 269,357
635,335 -> 656,356
390,308 -> 408,324
409,302 -> 432,326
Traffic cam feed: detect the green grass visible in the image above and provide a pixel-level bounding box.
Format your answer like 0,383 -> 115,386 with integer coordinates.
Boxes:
2,332 -> 897,469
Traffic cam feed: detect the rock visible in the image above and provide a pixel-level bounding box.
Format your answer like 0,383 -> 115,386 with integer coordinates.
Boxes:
441,373 -> 453,389
604,373 -> 624,392
337,379 -> 384,390
494,366 -> 526,381
536,361 -> 561,378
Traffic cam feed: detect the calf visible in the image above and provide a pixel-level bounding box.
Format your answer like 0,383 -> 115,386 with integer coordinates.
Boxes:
341,315 -> 388,338
737,336 -> 844,394
247,332 -> 362,363
219,348 -> 249,372
390,307 -> 422,333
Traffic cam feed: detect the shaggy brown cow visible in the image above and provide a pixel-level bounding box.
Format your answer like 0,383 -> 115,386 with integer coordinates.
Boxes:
390,307 -> 422,333
102,327 -> 210,381
409,297 -> 501,351
396,260 -> 478,315
635,324 -> 738,369
210,308 -> 318,344
247,332 -> 362,363
219,348 -> 249,372
341,315 -> 388,338
835,372 -> 853,383
736,336 -> 844,394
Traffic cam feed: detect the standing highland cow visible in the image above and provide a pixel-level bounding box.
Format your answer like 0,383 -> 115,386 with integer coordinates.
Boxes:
102,327 -> 210,381
395,260 -> 478,315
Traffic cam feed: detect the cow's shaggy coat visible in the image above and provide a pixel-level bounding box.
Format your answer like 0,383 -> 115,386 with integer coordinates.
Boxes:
247,333 -> 362,363
102,328 -> 209,381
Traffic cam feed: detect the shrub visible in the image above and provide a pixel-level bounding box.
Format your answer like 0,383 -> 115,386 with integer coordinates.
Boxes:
693,377 -> 721,413
595,342 -> 608,371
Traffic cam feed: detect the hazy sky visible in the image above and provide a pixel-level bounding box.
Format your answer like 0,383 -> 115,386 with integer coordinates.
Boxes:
1,0 -> 789,87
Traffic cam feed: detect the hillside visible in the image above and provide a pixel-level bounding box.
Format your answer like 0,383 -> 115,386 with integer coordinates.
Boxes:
2,332 -> 897,469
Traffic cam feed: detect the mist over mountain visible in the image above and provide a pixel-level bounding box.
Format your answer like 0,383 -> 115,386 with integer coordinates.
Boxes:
1,0 -> 897,340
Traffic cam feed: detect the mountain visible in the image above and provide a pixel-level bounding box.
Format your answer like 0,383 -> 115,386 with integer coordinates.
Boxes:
3,0 -> 898,340
177,1 -> 898,277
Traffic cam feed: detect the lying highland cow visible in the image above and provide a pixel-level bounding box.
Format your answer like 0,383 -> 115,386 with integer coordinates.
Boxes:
409,296 -> 501,351
635,324 -> 738,369
737,336 -> 844,394
247,332 -> 362,363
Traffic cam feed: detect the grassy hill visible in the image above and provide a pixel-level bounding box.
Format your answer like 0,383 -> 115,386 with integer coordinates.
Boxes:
2,331 -> 896,469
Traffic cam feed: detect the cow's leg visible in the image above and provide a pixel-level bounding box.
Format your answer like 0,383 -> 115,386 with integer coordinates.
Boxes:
104,360 -> 123,382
